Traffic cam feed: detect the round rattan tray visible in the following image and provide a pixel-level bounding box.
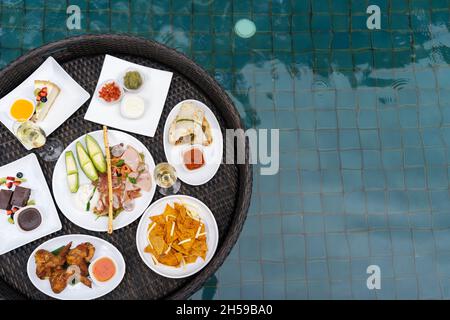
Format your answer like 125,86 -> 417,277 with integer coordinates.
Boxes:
0,34 -> 251,300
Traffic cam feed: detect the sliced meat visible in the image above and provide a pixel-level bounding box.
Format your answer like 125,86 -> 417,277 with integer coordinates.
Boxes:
136,171 -> 152,192
121,146 -> 141,172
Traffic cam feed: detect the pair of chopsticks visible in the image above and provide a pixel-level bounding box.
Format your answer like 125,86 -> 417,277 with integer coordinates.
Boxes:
102,125 -> 114,234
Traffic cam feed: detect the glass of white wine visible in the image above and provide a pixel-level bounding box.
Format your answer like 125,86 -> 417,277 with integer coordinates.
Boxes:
154,162 -> 181,196
12,120 -> 64,161
13,120 -> 46,149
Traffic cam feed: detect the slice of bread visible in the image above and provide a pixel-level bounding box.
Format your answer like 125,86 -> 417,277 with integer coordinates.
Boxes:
33,80 -> 60,122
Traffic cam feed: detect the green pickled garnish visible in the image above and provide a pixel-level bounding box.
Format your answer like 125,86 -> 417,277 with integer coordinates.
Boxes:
123,71 -> 143,90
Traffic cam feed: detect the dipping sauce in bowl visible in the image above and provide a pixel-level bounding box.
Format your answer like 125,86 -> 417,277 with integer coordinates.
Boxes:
10,99 -> 35,122
183,147 -> 205,171
90,256 -> 117,283
14,206 -> 42,232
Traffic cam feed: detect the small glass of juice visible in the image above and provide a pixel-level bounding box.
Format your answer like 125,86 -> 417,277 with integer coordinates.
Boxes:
9,98 -> 35,122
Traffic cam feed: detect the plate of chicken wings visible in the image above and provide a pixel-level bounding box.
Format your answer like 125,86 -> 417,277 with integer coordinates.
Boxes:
27,234 -> 125,300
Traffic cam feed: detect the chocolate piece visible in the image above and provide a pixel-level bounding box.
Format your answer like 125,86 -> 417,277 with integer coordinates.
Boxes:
17,207 -> 41,231
0,190 -> 13,210
10,186 -> 31,207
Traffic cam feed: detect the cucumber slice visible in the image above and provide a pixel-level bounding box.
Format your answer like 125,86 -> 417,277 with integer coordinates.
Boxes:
76,142 -> 98,181
65,151 -> 79,193
65,151 -> 78,175
85,134 -> 107,173
67,173 -> 79,193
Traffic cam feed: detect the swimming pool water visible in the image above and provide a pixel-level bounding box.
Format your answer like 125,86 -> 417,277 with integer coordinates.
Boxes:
2,0 -> 450,299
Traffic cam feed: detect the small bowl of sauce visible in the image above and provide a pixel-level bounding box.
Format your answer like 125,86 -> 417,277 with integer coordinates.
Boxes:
10,98 -> 35,122
14,205 -> 42,232
182,146 -> 206,171
89,256 -> 117,284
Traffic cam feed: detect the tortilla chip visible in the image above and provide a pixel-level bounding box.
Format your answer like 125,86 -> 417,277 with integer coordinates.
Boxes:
144,202 -> 208,268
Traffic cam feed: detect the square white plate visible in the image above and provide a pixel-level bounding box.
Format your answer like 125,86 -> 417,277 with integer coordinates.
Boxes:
0,56 -> 90,150
0,153 -> 62,255
84,55 -> 173,137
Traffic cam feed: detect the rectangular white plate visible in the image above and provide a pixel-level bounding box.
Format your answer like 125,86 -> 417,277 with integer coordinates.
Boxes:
0,56 -> 90,150
0,153 -> 62,255
84,55 -> 173,137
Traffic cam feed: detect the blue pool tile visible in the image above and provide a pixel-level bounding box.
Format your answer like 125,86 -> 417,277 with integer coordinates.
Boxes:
300,171 -> 321,193
393,255 -> 416,276
387,191 -> 409,214
363,150 -> 382,169
308,280 -> 331,299
241,283 -> 263,300
418,275 -> 443,299
264,282 -> 285,300
280,195 -> 301,214
344,192 -> 365,214
261,235 -> 284,261
331,281 -> 353,299
324,215 -> 347,232
307,259 -> 329,281
319,151 -> 340,169
286,281 -> 307,299
260,194 -> 281,214
302,194 -> 322,213
299,150 -> 319,170
326,234 -> 350,258
285,262 -> 306,281
322,170 -> 342,192
322,194 -> 344,214
304,214 -> 324,233
282,215 -> 303,234
340,150 -> 362,169
369,231 -> 393,256
339,129 -> 360,149
219,286 -> 241,300
358,110 -> 378,128
283,234 -> 305,262
239,236 -> 260,261
328,259 -> 351,281
306,234 -> 327,259
342,170 -> 363,192
219,260 -> 241,285
377,278 -> 396,299
261,215 -> 282,234
241,261 -> 263,282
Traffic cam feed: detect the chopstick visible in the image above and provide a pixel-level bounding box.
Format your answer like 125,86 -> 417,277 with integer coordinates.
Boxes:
103,125 -> 114,234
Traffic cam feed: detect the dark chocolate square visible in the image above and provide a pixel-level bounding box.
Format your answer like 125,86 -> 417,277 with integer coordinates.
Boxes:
10,186 -> 31,207
0,189 -> 13,210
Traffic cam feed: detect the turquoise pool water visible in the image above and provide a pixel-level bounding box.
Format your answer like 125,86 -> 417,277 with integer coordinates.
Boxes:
3,0 -> 450,299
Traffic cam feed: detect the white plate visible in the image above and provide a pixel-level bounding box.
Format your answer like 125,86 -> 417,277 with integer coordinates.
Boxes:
0,57 -> 90,150
0,153 -> 62,255
163,100 -> 223,186
27,234 -> 126,300
52,130 -> 156,232
84,55 -> 173,137
136,195 -> 218,278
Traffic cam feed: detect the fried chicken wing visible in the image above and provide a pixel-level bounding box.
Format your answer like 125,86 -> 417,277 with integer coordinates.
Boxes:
66,242 -> 95,276
80,275 -> 92,288
34,241 -> 95,294
35,242 -> 71,279
49,267 -> 74,294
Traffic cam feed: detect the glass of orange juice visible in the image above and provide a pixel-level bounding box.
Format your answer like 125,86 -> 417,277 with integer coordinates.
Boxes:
9,98 -> 35,122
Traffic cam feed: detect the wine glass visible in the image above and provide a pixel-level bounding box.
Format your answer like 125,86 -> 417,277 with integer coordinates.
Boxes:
153,162 -> 181,196
13,120 -> 63,161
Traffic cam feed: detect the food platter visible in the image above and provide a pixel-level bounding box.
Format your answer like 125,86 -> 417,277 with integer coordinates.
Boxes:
136,195 -> 218,278
52,130 -> 156,232
27,234 -> 126,300
163,100 -> 223,186
0,35 -> 251,300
